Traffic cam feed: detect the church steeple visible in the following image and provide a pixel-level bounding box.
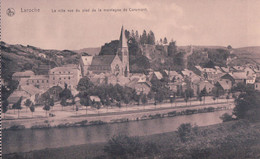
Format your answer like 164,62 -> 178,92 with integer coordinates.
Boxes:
117,25 -> 129,77
119,26 -> 128,48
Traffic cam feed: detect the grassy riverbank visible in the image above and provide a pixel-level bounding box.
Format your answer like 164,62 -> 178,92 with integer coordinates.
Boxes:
4,119 -> 260,159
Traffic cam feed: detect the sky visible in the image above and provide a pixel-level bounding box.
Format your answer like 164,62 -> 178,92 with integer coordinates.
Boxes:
2,0 -> 260,50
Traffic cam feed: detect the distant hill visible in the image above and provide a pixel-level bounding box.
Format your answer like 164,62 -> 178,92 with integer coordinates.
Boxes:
74,47 -> 101,56
231,46 -> 260,64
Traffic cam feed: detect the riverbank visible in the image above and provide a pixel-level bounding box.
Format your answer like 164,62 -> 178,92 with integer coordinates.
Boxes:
2,102 -> 233,130
4,119 -> 260,159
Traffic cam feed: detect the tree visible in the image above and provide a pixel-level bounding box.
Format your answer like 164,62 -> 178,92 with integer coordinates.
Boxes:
184,92 -> 189,106
177,123 -> 193,142
24,99 -> 32,112
140,30 -> 148,45
170,94 -> 175,107
77,77 -> 94,92
227,45 -> 232,49
147,30 -> 155,45
43,102 -> 50,117
49,97 -> 54,109
200,87 -> 207,104
13,97 -> 22,118
2,100 -> 9,118
59,83 -> 72,110
233,87 -> 260,119
226,94 -> 230,103
168,41 -> 177,57
30,104 -> 35,118
163,37 -> 168,44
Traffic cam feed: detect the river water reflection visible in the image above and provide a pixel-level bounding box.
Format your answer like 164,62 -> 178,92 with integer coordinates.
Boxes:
2,110 -> 232,154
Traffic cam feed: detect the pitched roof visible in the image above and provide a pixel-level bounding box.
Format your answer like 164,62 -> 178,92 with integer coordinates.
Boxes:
181,69 -> 194,76
81,55 -> 93,66
154,72 -> 163,80
90,55 -> 116,66
217,80 -> 231,90
21,85 -> 42,96
221,67 -> 229,73
50,65 -> 80,72
232,72 -> 247,80
13,70 -> 34,77
195,65 -> 203,71
28,75 -> 49,80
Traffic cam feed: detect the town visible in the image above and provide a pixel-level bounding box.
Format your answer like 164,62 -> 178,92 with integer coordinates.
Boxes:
2,26 -> 260,121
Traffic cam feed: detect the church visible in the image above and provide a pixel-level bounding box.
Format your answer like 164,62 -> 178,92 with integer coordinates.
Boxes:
80,26 -> 130,78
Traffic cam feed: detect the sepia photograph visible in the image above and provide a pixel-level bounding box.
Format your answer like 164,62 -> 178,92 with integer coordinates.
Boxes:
1,0 -> 260,158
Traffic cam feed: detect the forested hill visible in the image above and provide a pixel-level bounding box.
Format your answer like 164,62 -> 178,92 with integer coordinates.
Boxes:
1,41 -> 81,81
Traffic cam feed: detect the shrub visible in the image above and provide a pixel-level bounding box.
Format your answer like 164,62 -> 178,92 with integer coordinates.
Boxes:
104,134 -> 158,158
177,123 -> 193,142
220,113 -> 233,122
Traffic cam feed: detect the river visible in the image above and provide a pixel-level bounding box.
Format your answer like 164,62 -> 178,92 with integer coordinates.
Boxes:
2,109 -> 232,154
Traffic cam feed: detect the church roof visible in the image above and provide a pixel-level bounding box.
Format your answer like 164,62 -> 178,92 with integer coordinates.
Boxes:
90,55 -> 116,66
118,26 -> 128,48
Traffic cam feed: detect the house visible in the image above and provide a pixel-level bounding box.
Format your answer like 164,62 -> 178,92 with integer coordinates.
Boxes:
220,73 -> 236,85
181,69 -> 195,77
220,67 -> 229,73
244,67 -> 255,77
231,72 -> 247,84
90,96 -> 101,103
164,70 -> 183,82
25,75 -> 49,90
12,70 -> 35,81
149,71 -> 163,81
49,64 -> 82,89
197,81 -> 214,94
7,85 -> 42,105
79,55 -> 93,76
127,78 -> 151,95
88,26 -> 129,77
39,53 -> 47,58
246,76 -> 256,84
215,80 -> 232,92
233,66 -> 245,72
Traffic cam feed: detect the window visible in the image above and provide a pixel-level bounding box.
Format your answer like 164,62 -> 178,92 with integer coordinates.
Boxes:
53,77 -> 55,80
53,72 -> 55,74
68,77 -> 70,80
27,83 -> 29,85
59,72 -> 61,74
37,80 -> 39,83
47,80 -> 49,83
64,77 -> 66,79
32,80 -> 34,83
59,78 -> 61,80
68,71 -> 70,74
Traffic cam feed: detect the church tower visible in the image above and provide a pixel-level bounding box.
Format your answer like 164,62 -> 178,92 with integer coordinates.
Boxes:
117,26 -> 129,77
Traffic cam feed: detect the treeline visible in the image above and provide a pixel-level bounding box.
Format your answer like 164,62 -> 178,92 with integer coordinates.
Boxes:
188,48 -> 230,69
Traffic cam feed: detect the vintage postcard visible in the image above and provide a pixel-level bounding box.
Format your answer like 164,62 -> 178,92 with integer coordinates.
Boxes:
1,0 -> 260,158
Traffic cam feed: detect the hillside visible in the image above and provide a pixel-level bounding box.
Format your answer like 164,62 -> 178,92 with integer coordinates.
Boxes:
231,46 -> 260,64
1,41 -> 80,81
